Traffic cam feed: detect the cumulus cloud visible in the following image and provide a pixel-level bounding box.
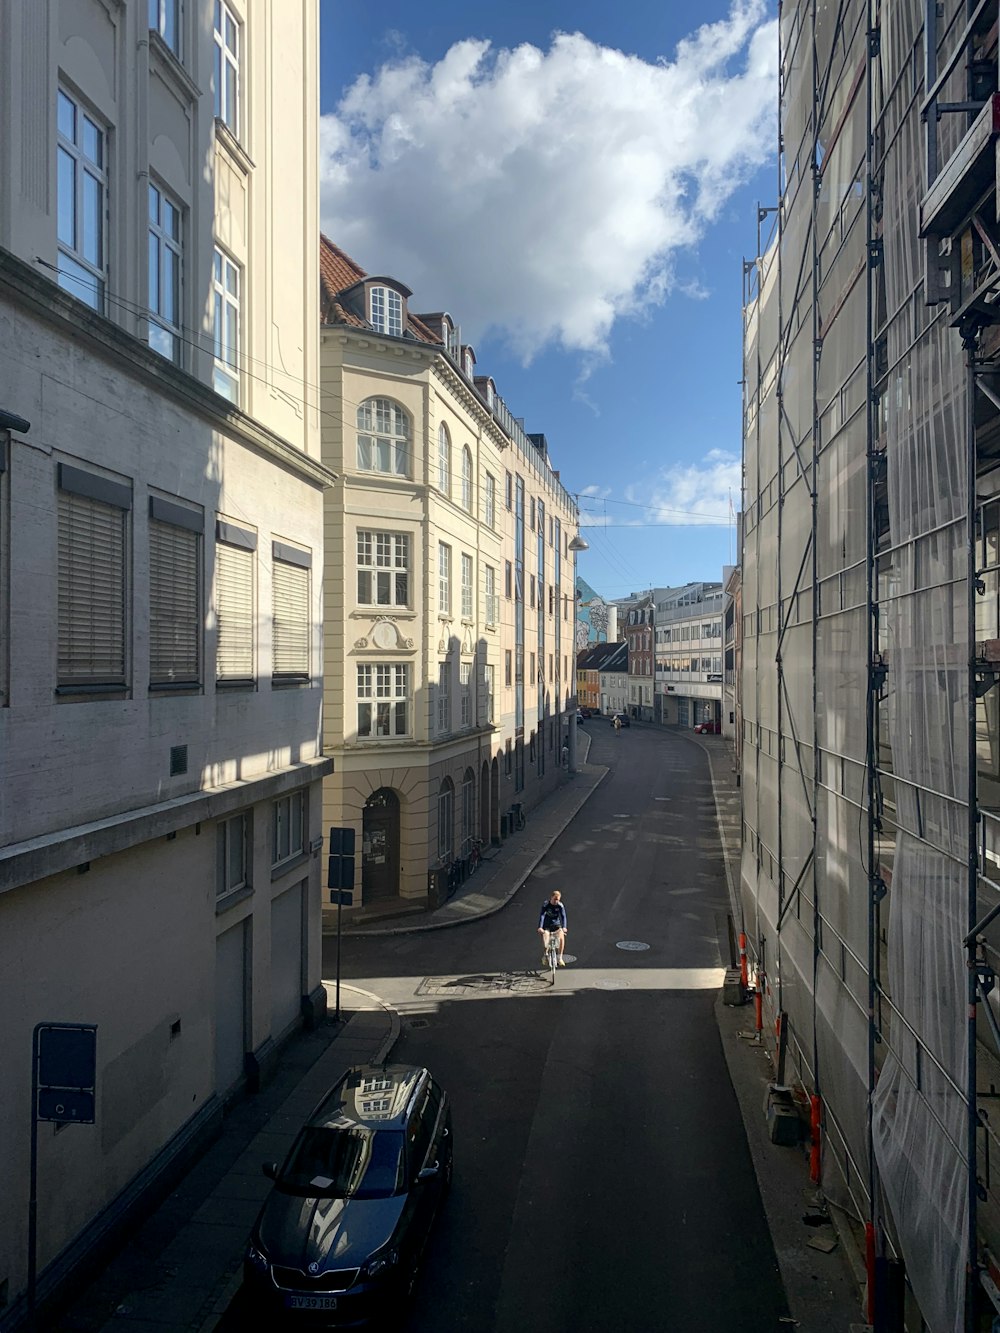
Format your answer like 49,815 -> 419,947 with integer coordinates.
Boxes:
580,450 -> 740,527
320,3 -> 777,361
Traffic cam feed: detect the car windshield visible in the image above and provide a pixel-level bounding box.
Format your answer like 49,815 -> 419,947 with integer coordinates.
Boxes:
277,1126 -> 405,1199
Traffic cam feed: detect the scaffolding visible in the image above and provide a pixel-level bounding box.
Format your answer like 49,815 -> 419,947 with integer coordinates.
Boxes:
740,1 -> 1000,1329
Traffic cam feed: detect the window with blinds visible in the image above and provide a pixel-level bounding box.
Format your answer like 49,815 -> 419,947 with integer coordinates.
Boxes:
273,543 -> 311,680
150,508 -> 201,686
57,477 -> 129,689
216,540 -> 254,682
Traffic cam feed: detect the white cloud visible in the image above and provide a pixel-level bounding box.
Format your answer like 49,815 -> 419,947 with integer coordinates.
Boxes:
320,4 -> 777,362
579,450 -> 739,528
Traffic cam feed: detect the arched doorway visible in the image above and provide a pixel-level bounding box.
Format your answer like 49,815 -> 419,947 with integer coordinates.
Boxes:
362,788 -> 400,901
479,760 -> 490,843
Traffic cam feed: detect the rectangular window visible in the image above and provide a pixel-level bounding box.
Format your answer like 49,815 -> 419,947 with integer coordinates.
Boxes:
57,89 -> 107,312
149,0 -> 179,53
370,286 -> 403,336
529,497 -> 535,531
212,247 -> 240,401
530,575 -> 536,609
484,472 -> 496,529
460,662 -> 471,727
505,471 -> 512,509
149,496 -> 202,687
504,560 -> 512,599
148,182 -> 182,363
438,542 -> 451,615
214,0 -> 240,134
216,523 -> 255,683
357,663 -> 410,737
548,653 -> 553,681
437,660 -> 450,734
505,649 -> 512,686
461,553 -> 473,619
483,664 -> 495,724
217,811 -> 250,896
57,464 -> 130,689
530,652 -> 536,683
272,790 -> 306,867
485,565 -> 498,626
272,543 -> 310,680
357,530 -> 409,607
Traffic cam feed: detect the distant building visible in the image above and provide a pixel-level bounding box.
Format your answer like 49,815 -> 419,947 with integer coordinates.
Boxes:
576,641 -> 626,714
575,576 -> 617,647
653,582 -> 724,728
622,595 -> 655,721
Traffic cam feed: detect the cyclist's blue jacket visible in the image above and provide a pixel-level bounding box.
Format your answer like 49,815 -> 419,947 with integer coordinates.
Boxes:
539,899 -> 567,930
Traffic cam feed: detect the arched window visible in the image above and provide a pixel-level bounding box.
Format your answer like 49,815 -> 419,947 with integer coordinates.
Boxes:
461,447 -> 473,512
438,423 -> 451,494
437,778 -> 454,861
461,768 -> 475,854
357,398 -> 409,477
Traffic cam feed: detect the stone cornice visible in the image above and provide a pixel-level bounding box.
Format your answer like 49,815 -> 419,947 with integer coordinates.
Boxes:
0,247 -> 337,490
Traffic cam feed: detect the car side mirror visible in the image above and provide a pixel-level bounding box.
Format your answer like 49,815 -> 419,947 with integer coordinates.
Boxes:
417,1162 -> 439,1182
262,1161 -> 278,1180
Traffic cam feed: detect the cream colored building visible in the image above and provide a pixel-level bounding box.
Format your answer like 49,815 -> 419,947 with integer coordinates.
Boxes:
319,238 -> 581,915
0,1 -> 329,1318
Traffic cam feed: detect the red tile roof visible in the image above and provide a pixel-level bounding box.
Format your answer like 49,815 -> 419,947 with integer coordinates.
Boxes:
320,234 -> 441,345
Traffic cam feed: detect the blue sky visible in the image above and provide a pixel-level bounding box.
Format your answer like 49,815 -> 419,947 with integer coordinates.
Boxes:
318,1 -> 777,600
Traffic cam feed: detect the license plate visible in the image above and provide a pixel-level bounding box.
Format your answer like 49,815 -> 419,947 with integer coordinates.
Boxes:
287,1294 -> 338,1311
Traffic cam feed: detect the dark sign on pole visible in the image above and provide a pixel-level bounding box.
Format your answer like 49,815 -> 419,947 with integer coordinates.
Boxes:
327,826 -> 356,898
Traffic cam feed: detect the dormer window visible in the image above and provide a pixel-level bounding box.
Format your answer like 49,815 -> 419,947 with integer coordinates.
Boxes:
370,285 -> 403,337
463,347 -> 475,377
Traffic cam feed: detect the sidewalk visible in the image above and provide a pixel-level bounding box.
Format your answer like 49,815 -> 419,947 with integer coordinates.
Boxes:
338,741 -> 608,939
54,987 -> 399,1333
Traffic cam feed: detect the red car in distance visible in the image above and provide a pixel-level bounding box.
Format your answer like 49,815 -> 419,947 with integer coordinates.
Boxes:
693,720 -> 721,734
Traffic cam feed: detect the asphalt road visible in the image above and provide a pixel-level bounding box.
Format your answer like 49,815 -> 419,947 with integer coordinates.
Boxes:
328,724 -> 790,1332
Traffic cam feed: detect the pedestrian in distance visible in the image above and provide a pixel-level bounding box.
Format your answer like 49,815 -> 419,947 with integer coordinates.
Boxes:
538,890 -> 568,967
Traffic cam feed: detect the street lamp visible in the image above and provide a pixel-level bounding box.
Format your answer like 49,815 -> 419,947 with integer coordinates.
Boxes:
566,533 -> 589,773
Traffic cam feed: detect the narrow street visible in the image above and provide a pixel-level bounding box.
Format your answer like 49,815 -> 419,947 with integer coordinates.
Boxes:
330,726 -> 789,1332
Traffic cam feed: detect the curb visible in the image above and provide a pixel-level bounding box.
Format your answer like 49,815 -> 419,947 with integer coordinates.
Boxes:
193,984 -> 401,1333
335,766 -> 610,938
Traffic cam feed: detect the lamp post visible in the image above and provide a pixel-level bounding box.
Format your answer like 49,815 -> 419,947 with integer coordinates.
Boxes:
567,533 -> 589,774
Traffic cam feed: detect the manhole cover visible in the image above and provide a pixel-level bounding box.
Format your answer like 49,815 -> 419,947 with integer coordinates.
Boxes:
595,979 -> 630,990
616,940 -> 650,951
561,954 -> 577,964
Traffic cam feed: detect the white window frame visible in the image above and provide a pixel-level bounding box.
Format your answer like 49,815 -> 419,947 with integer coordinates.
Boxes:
148,181 -> 182,363
484,472 -> 496,529
357,662 -> 410,738
461,553 -> 473,620
357,397 -> 409,477
483,663 -> 495,724
438,423 -> 451,494
370,285 -> 403,336
357,530 -> 409,608
438,542 -> 451,615
214,0 -> 240,135
56,88 -> 107,312
272,790 -> 306,867
461,447 -> 473,512
149,0 -> 180,54
460,662 -> 472,727
438,660 -> 451,734
217,811 -> 250,896
485,565 -> 498,627
212,246 -> 240,402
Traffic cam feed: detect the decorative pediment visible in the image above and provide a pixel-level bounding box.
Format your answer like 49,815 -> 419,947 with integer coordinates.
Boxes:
355,618 -> 414,651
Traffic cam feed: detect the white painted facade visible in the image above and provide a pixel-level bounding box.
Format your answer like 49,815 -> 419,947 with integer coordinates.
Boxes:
0,0 -> 328,1318
653,583 -> 725,727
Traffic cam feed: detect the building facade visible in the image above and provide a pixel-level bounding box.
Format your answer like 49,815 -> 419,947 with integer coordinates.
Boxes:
318,238 -> 580,916
576,641 -> 626,714
740,2 -> 1000,1327
622,596 -> 655,720
652,582 -> 724,728
0,1 -> 329,1320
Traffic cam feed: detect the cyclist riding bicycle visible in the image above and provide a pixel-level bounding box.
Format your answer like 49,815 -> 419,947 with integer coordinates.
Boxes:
538,891 -> 567,967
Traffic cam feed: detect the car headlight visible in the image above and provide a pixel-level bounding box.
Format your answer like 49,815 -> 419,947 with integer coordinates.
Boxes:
245,1241 -> 269,1274
363,1247 -> 399,1279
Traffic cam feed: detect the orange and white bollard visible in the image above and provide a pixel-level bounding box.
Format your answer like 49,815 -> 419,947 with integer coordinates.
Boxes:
754,986 -> 763,1033
739,932 -> 748,990
809,1094 -> 822,1183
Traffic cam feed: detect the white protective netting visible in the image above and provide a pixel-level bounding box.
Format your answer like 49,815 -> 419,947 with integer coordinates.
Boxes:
870,3 -> 970,1329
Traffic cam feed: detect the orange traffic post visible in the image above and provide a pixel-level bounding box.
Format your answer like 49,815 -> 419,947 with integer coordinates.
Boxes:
739,932 -> 748,989
754,986 -> 763,1032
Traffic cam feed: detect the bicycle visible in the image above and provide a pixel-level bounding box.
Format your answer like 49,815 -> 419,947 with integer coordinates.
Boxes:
468,839 -> 482,874
543,929 -> 560,986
